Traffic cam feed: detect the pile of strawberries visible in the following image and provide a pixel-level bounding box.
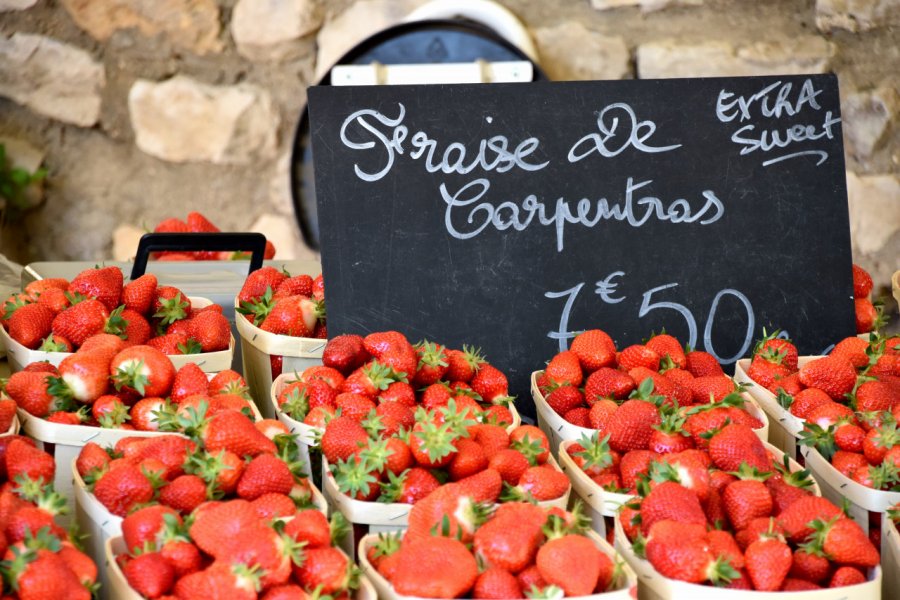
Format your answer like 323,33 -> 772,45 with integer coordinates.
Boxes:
151,211 -> 277,261
368,493 -> 623,598
75,410 -> 317,519
618,424 -> 880,591
114,501 -> 360,598
236,266 -> 326,379
5,340 -> 255,430
0,436 -> 98,598
853,263 -> 885,334
1,265 -> 231,356
746,331 -> 900,490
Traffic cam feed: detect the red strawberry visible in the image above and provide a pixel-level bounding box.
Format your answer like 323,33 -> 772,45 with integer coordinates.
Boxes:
391,536 -> 478,598
260,295 -> 321,337
855,298 -> 877,333
606,397 -> 661,453
23,277 -> 69,298
640,481 -> 707,534
570,329 -> 617,372
293,546 -> 352,594
799,356 -> 857,400
685,350 -> 724,377
544,385 -> 584,416
513,465 -> 569,501
209,370 -> 251,396
6,547 -> 88,600
852,263 -> 873,297
647,333 -> 686,369
777,496 -> 843,542
618,344 -> 660,371
122,273 -> 158,315
708,423 -> 769,472
7,303 -> 55,349
723,467 -> 773,530
51,299 -> 109,347
171,362 -> 210,402
412,340 -> 449,386
536,533 -> 606,596
755,333 -> 799,371
830,565 -> 867,587
53,350 -> 111,403
93,463 -> 157,516
747,353 -> 792,391
645,520 -> 729,584
186,210 -> 219,233
5,371 -> 70,417
5,439 -> 55,485
68,266 -> 123,312
790,548 -> 830,584
236,453 -> 294,500
445,346 -> 485,383
239,266 -> 289,304
174,562 -> 261,600
320,416 -> 369,464
153,286 -> 192,325
470,363 -> 510,403
122,504 -> 181,552
745,537 -> 792,591
185,310 -> 231,352
110,345 -> 176,397
154,217 -> 190,233
584,367 -> 635,402
195,409 -> 276,457
808,517 -> 880,567
473,568 -> 521,599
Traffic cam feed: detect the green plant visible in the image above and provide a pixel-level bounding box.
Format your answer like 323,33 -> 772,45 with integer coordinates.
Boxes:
0,143 -> 46,220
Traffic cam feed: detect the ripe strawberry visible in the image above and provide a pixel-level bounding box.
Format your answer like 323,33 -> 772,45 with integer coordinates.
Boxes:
50,299 -> 108,349
723,468 -> 773,530
69,266 -> 123,312
647,333 -> 686,369
618,344 -> 660,371
93,463 -> 157,516
110,345 -> 176,397
830,565 -> 867,587
392,536 -> 478,598
183,310 -> 231,352
293,546 -> 353,594
6,547 -> 89,600
5,439 -> 55,485
174,562 -> 262,600
685,350 -> 725,377
471,424 -> 510,459
707,529 -> 745,570
122,550 -> 175,597
193,409 -> 276,458
777,496 -> 843,542
122,273 -> 158,315
321,416 -> 369,463
445,346 -> 486,383
236,454 -> 294,500
747,352 -> 792,391
790,548 -> 830,584
584,367 -> 635,402
209,369 -> 251,396
152,286 -> 192,326
745,536 -> 792,591
809,516 -> 880,567
322,334 -> 369,374
645,520 -> 729,584
411,340 -> 449,386
852,263 -> 873,297
588,398 -> 618,430
570,329 -> 617,372
186,210 -> 219,233
544,385 -> 584,416
537,532 -> 607,596
121,504 -> 181,552
606,397 -> 661,453
564,406 -> 590,426
470,363 -> 510,403
855,380 -> 895,413
799,356 -> 857,400
640,481 -> 707,534
708,423 -> 769,472
509,425 -> 550,465
24,277 -> 69,298
472,568 -> 521,599
855,298 -> 878,333
619,449 -> 658,490
5,371 -> 70,417
7,303 -> 55,349
512,465 -> 569,501
755,333 -> 799,372
688,375 -> 736,404
158,474 -> 207,513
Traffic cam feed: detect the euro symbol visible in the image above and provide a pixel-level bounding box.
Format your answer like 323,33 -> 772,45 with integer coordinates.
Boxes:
595,271 -> 626,304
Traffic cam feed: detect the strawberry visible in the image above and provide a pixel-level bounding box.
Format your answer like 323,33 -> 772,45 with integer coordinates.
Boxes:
34,287 -> 70,314
854,380 -> 895,413
93,463 -> 157,516
148,331 -> 198,355
640,481 -> 707,534
239,267 -> 289,305
618,344 -> 660,371
122,504 -> 181,552
7,303 -> 55,349
473,568 -> 521,599
708,423 -> 769,472
830,565 -> 867,587
154,216 -> 190,233
688,375 -> 737,404
122,273 -> 158,315
584,367 -> 635,402
51,350 -> 111,403
186,210 -> 219,233
544,385 -> 584,416
685,350 -> 724,377
589,398 -> 618,430
723,466 -> 773,530
648,407 -> 693,454
777,496 -> 843,542
830,336 -> 870,368
110,345 -> 176,397
412,340 -> 449,386
537,531 -> 607,596
153,286 -> 191,325
855,298 -> 878,333
863,422 -> 900,464
321,416 -> 369,463
209,370 -> 251,397
260,295 -> 320,337
470,363 -> 510,403
788,387 -> 832,418
171,362 -> 209,403
236,453 -> 294,500
570,329 -> 617,372
747,351 -> 791,390
754,331 -> 799,372
605,383 -> 662,453
745,536 -> 792,591
445,345 -> 485,383
5,371 -> 69,417
799,356 -> 857,400
619,449 -> 658,490
645,520 -> 733,584
6,546 -> 89,600
707,529 -> 745,570
392,536 -> 478,598
321,334 -> 369,374
123,551 -> 175,597
188,409 -> 276,457
5,439 -> 54,485
647,333 -> 687,369
68,266 -> 123,312
852,263 -> 873,297
283,509 -> 330,549
92,394 -> 130,428
808,516 -> 880,567
294,546 -> 353,594
510,465 -> 569,501
273,274 -> 313,298
174,562 -> 262,600
24,277 -> 69,298
790,548 -> 830,584
509,425 -> 550,465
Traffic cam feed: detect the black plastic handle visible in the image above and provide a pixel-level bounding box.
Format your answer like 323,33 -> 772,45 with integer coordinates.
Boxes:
131,232 -> 267,280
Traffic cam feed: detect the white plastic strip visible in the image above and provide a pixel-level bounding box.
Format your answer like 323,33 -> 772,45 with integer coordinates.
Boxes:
331,60 -> 532,86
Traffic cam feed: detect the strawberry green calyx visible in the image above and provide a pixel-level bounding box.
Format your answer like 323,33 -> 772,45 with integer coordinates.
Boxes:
412,415 -> 458,463
331,456 -> 379,499
237,287 -> 275,326
365,361 -> 402,391
415,340 -> 449,369
104,306 -> 128,339
773,453 -> 814,490
525,585 -> 565,600
775,389 -> 794,410
377,469 -> 408,503
2,296 -> 31,319
154,292 -> 190,326
112,359 -> 150,395
63,291 -> 88,306
573,432 -> 615,473
511,434 -> 546,467
329,512 -> 350,548
281,387 -> 311,422
43,377 -> 77,411
0,544 -> 38,591
370,531 -> 401,559
462,344 -> 486,370
652,405 -> 688,436
887,503 -> 900,524
706,556 -> 740,586
232,563 -> 264,593
186,450 -> 232,499
174,401 -> 210,441
752,328 -> 790,357
628,377 -> 666,407
12,476 -> 68,516
729,463 -> 771,482
798,422 -> 837,461
274,434 -> 311,480
38,334 -> 68,353
277,529 -> 307,566
152,399 -> 181,432
648,460 -> 684,486
439,399 -> 478,438
630,531 -> 647,559
177,338 -> 203,355
499,481 -> 536,504
358,438 -> 392,473
361,409 -> 385,439
98,401 -> 131,429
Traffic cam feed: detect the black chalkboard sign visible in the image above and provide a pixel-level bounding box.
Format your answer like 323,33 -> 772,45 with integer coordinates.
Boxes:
308,75 -> 854,419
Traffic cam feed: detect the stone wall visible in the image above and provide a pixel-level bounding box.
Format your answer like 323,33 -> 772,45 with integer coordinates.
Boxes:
0,0 -> 898,300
